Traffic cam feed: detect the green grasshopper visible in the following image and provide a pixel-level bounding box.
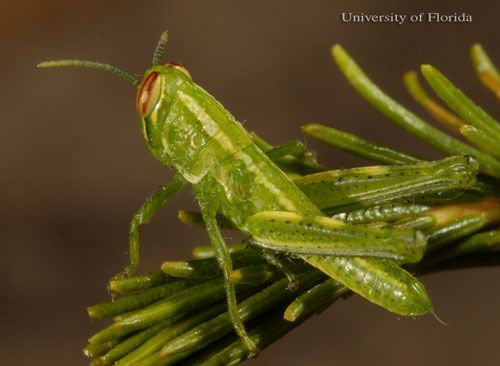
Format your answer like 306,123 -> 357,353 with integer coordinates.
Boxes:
39,31 -> 432,353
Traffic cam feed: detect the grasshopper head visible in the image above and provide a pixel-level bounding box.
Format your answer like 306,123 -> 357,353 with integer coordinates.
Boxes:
135,63 -> 193,165
136,63 -> 191,118
135,31 -> 194,163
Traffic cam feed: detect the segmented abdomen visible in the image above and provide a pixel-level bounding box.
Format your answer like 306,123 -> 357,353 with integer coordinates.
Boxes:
306,256 -> 432,316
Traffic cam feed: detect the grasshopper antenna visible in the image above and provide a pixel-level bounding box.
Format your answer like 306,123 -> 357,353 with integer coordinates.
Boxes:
37,59 -> 140,88
152,30 -> 169,66
38,31 -> 170,86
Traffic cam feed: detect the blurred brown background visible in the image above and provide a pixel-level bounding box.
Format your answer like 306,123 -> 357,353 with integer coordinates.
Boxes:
2,0 -> 499,365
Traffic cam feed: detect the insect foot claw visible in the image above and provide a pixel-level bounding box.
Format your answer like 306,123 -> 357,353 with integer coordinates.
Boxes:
243,338 -> 259,358
107,265 -> 138,295
286,275 -> 299,291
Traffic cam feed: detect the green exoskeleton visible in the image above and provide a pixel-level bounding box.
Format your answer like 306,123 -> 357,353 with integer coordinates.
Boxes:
39,32 -> 432,353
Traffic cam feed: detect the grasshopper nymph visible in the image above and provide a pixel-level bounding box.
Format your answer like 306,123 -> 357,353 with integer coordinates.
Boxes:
39,31 -> 431,353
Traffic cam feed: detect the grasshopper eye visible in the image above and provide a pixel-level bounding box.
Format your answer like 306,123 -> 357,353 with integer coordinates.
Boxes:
137,72 -> 162,117
166,62 -> 192,79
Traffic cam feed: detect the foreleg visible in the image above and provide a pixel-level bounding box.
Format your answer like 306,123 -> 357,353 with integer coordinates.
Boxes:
112,173 -> 187,281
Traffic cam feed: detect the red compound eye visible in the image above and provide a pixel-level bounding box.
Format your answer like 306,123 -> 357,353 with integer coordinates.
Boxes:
137,71 -> 161,117
165,62 -> 192,79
